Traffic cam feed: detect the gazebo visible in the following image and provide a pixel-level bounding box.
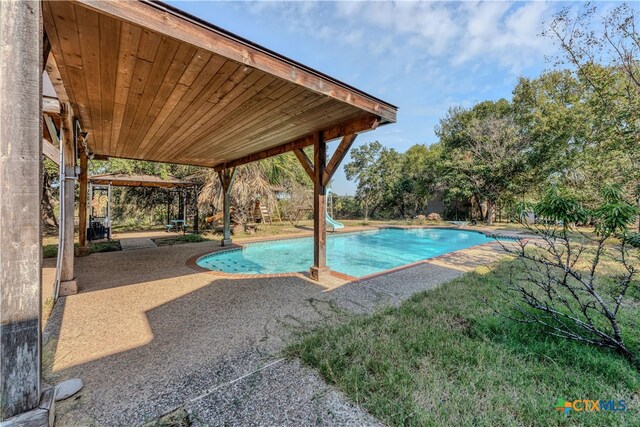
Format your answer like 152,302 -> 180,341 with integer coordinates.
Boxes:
87,173 -> 199,240
0,0 -> 397,423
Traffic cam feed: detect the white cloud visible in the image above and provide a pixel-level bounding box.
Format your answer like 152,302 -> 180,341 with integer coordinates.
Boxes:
247,0 -> 559,76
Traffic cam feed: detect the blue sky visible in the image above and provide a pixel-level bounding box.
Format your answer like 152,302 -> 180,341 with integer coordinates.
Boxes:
167,1 -> 574,194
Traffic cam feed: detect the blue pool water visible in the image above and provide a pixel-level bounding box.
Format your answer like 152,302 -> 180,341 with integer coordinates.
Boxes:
197,228 -> 495,278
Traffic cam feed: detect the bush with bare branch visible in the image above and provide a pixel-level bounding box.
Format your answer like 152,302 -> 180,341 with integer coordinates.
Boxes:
495,186 -> 639,367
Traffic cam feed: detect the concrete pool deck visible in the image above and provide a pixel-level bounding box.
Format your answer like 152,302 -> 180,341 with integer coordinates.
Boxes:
43,227 -> 517,426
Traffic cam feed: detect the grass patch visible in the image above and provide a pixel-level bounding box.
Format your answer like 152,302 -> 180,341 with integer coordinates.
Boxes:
288,259 -> 640,426
43,240 -> 121,258
90,240 -> 122,253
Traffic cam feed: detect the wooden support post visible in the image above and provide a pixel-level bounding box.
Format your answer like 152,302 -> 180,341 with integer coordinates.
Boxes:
166,191 -> 171,226
193,186 -> 200,234
59,102 -> 77,296
218,168 -> 236,246
107,183 -> 112,240
310,131 -> 329,281
0,0 -> 54,423
77,150 -> 88,254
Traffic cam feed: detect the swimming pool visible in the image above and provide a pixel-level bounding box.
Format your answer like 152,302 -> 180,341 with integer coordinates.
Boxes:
196,228 -> 496,278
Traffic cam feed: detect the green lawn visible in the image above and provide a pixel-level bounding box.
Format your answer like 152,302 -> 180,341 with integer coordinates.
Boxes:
43,240 -> 121,258
288,259 -> 640,426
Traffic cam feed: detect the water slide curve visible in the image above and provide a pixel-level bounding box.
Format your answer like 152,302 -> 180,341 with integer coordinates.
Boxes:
326,188 -> 344,230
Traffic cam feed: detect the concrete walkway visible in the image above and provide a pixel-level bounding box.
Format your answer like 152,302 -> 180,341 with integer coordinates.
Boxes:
43,235 -> 508,426
119,237 -> 157,251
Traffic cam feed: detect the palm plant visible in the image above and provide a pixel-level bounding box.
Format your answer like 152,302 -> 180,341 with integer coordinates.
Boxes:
197,153 -> 308,225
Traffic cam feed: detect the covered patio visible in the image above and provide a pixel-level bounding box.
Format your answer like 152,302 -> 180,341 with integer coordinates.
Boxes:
1,0 -> 396,423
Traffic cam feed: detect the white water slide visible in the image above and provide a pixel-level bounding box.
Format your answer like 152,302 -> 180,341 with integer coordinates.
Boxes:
326,188 -> 344,230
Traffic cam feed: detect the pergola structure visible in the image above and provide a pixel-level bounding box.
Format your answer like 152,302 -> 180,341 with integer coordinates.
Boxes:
0,0 -> 396,423
87,173 -> 199,239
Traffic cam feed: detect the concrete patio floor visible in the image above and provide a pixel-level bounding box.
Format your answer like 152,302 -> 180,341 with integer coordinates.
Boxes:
43,229 -> 513,426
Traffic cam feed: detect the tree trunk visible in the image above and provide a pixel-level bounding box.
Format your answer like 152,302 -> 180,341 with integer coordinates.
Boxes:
487,200 -> 494,226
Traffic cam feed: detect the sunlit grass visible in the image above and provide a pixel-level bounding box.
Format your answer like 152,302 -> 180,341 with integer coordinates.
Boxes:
288,258 -> 640,426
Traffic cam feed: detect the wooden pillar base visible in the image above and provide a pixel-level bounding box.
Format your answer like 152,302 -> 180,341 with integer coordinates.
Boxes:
1,387 -> 55,427
75,247 -> 90,257
59,280 -> 78,296
220,238 -> 233,247
310,266 -> 331,281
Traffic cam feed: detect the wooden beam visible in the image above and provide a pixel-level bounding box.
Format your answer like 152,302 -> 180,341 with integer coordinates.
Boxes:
322,134 -> 358,187
44,114 -> 59,146
42,138 -> 60,165
293,148 -> 314,181
214,114 -> 380,171
43,32 -> 51,72
310,131 -> 329,281
44,50 -> 69,103
217,167 -> 236,246
0,0 -> 42,419
78,150 -> 88,248
71,0 -> 397,124
43,96 -> 60,115
59,102 -> 77,294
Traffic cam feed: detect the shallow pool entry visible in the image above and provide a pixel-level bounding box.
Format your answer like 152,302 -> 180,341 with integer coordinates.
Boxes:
196,228 -> 495,278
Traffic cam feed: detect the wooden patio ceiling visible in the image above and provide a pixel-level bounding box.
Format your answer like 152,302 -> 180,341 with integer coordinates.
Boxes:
43,0 -> 397,170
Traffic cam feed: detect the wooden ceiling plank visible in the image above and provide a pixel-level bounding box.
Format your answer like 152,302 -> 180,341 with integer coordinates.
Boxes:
110,22 -> 143,155
139,59 -> 239,158
120,36 -> 181,158
113,57 -> 153,157
185,88 -> 320,160
159,71 -> 277,160
186,82 -> 305,150
180,78 -> 289,150
97,13 -> 121,156
137,28 -> 162,62
115,29 -> 166,157
129,43 -> 198,154
198,95 -> 334,159
178,49 -> 213,86
43,2 -> 84,131
147,61 -> 247,156
136,54 -> 228,158
189,88 -> 323,157
76,4 -> 104,153
73,0 -> 397,123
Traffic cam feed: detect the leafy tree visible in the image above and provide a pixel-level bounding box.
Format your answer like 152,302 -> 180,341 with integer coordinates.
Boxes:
437,101 -> 531,225
545,2 -> 640,224
344,141 -> 387,221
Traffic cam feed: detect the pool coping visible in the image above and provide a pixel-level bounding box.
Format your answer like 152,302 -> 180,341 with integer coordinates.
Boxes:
184,226 -> 522,283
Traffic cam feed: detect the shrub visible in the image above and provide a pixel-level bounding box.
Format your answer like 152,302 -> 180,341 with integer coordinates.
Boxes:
497,185 -> 640,368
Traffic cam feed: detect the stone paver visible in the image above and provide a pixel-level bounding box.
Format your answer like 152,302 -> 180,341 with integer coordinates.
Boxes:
43,231 -> 507,426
